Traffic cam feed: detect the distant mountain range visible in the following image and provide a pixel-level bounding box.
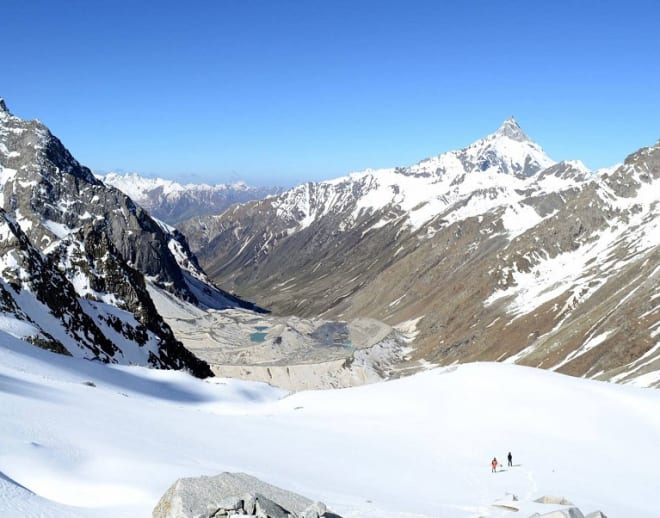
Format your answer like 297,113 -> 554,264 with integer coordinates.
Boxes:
0,98 -> 258,377
179,117 -> 660,387
99,172 -> 282,224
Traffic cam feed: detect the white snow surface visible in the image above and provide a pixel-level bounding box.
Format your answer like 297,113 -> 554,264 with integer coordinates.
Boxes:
0,315 -> 38,339
1,337 -> 659,518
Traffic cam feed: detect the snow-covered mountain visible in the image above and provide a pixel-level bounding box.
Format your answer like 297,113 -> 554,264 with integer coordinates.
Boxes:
0,97 -> 259,376
99,172 -> 281,224
180,117 -> 557,250
180,118 -> 660,387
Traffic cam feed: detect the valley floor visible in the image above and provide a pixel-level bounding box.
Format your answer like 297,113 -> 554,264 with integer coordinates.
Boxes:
149,285 -> 411,391
1,333 -> 659,517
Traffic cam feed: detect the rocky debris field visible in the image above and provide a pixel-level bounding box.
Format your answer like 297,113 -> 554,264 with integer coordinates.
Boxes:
150,282 -> 419,390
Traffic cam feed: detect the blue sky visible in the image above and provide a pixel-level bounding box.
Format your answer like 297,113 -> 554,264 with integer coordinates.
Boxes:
2,0 -> 659,187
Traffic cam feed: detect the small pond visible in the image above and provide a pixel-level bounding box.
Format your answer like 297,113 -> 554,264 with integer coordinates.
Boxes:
249,332 -> 268,343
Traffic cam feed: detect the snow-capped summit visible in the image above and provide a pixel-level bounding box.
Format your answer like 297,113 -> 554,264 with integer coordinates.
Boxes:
404,117 -> 554,182
453,117 -> 555,178
0,98 -> 8,114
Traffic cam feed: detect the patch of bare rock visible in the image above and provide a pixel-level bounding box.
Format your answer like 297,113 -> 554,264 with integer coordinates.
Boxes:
526,495 -> 607,517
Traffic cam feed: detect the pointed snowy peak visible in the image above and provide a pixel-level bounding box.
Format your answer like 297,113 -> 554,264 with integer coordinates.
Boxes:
453,117 -> 555,178
494,116 -> 529,142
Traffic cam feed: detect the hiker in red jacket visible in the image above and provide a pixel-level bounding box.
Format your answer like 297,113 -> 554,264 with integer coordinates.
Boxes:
491,457 -> 498,473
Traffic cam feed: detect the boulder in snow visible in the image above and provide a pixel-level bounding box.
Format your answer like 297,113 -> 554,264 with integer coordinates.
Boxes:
300,501 -> 327,518
152,471 -> 340,518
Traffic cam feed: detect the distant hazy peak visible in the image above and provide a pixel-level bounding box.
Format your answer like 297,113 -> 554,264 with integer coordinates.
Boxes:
101,171 -> 250,192
494,116 -> 529,142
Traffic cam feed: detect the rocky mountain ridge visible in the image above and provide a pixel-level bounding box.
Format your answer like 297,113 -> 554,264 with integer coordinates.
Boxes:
0,98 -> 258,376
180,119 -> 659,387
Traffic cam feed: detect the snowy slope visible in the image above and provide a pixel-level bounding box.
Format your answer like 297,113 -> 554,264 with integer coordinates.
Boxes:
1,337 -> 659,518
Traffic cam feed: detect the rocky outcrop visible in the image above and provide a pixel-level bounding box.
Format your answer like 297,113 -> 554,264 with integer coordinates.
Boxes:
493,494 -> 607,518
152,472 -> 341,518
0,100 -> 245,309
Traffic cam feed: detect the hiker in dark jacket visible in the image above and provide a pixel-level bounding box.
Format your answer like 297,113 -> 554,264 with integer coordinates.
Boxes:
507,451 -> 513,467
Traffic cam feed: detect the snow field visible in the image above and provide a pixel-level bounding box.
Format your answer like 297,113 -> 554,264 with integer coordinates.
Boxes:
1,333 -> 659,517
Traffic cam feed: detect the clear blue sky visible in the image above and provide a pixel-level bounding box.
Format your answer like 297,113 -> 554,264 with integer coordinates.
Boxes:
2,0 -> 659,187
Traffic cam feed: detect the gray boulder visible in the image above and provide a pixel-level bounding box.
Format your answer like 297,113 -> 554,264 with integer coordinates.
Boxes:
153,472 -> 339,518
300,501 -> 327,518
243,492 -> 256,514
584,513 -> 608,518
254,493 -> 290,518
208,495 -> 243,515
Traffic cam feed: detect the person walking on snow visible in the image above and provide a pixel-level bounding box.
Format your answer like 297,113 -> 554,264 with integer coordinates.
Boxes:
507,451 -> 513,467
491,457 -> 498,473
